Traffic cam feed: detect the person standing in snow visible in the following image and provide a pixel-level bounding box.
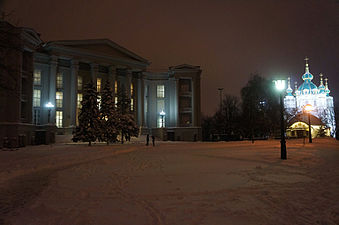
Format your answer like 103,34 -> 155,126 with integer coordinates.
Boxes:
146,134 -> 149,146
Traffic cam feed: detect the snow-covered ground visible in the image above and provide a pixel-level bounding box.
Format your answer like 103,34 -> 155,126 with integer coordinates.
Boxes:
1,138 -> 338,225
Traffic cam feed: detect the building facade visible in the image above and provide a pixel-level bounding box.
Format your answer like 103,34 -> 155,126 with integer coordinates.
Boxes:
284,59 -> 336,138
0,21 -> 202,147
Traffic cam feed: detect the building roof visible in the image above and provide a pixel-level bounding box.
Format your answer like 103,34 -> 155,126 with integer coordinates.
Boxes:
288,113 -> 325,126
42,39 -> 150,68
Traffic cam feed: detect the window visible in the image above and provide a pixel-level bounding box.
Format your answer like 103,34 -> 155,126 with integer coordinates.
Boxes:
157,85 -> 165,98
56,111 -> 63,128
179,79 -> 191,93
56,91 -> 63,108
157,99 -> 165,128
33,70 -> 41,85
114,80 -> 118,94
130,83 -> 134,96
77,93 -> 82,109
77,76 -> 82,91
158,115 -> 165,128
157,99 -> 164,112
33,89 -> 41,107
131,98 -> 134,111
56,72 -> 63,89
97,78 -> 102,92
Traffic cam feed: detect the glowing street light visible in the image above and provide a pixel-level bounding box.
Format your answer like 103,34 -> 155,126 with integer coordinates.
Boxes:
304,104 -> 313,143
160,110 -> 166,128
45,102 -> 54,124
274,79 -> 287,160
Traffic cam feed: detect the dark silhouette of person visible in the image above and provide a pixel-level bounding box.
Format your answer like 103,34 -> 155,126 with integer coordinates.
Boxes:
146,134 -> 149,146
152,135 -> 155,146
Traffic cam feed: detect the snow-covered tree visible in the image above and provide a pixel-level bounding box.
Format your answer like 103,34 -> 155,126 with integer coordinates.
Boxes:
99,80 -> 118,144
116,85 -> 138,143
73,81 -> 100,146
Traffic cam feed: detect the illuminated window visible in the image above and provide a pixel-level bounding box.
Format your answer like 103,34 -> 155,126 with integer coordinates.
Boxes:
77,93 -> 82,109
130,83 -> 134,96
157,85 -> 165,98
131,98 -> 134,111
33,70 -> 41,85
158,116 -> 165,128
56,111 -> 63,128
77,76 -> 82,90
56,73 -> 63,89
56,91 -> 63,108
115,96 -> 118,108
157,99 -> 164,112
114,80 -> 118,94
97,78 -> 102,92
33,89 -> 41,107
97,95 -> 101,109
157,99 -> 165,128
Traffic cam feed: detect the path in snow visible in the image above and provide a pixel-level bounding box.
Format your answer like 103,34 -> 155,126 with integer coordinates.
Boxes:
1,139 -> 339,225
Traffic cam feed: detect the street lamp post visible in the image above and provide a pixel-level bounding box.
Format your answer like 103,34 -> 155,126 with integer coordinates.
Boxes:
274,80 -> 287,160
304,104 -> 313,143
218,88 -> 223,110
160,110 -> 166,128
45,102 -> 54,124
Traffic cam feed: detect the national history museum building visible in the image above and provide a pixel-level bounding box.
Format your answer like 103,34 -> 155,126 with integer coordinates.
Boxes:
0,20 -> 202,147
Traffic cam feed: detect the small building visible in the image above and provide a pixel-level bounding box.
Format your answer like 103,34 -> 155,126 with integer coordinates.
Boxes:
284,58 -> 336,138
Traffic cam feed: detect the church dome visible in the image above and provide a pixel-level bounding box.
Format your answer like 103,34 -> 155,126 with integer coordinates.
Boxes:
318,73 -> 326,94
297,59 -> 318,95
298,80 -> 318,95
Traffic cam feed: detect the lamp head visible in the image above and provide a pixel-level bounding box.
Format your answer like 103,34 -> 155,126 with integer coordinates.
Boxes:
304,104 -> 313,112
45,102 -> 54,108
160,110 -> 166,116
274,80 -> 286,91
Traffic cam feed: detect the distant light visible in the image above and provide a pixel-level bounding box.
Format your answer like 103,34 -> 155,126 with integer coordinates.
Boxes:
160,110 -> 166,116
45,102 -> 54,108
275,80 -> 286,91
304,104 -> 313,112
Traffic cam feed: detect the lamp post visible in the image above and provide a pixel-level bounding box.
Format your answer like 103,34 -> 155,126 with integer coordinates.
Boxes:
304,104 -> 313,143
274,80 -> 287,160
218,88 -> 223,110
45,102 -> 54,124
160,110 -> 166,128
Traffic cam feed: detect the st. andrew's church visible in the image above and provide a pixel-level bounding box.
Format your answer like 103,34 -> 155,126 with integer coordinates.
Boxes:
284,58 -> 336,138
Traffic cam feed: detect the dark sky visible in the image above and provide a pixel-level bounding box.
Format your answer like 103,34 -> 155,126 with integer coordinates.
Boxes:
2,0 -> 339,115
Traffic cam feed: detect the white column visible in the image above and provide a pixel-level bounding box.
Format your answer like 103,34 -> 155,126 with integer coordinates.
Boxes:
126,70 -> 132,98
137,73 -> 145,127
48,55 -> 58,124
108,66 -> 116,91
176,78 -> 180,127
90,63 -> 98,84
191,78 -> 195,126
70,60 -> 79,127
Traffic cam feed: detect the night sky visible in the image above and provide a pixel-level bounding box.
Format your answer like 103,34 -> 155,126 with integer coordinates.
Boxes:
2,0 -> 339,115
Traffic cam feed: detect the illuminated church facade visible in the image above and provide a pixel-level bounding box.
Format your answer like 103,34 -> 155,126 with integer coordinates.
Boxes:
284,59 -> 336,138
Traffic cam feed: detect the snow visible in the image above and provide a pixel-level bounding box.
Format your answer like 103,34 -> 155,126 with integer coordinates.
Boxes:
1,138 -> 339,225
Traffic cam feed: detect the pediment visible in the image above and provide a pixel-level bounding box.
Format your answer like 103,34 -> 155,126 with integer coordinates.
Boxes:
45,39 -> 149,65
169,64 -> 200,70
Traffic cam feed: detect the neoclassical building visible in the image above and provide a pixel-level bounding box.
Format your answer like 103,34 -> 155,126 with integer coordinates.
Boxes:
0,21 -> 202,147
284,59 -> 336,138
